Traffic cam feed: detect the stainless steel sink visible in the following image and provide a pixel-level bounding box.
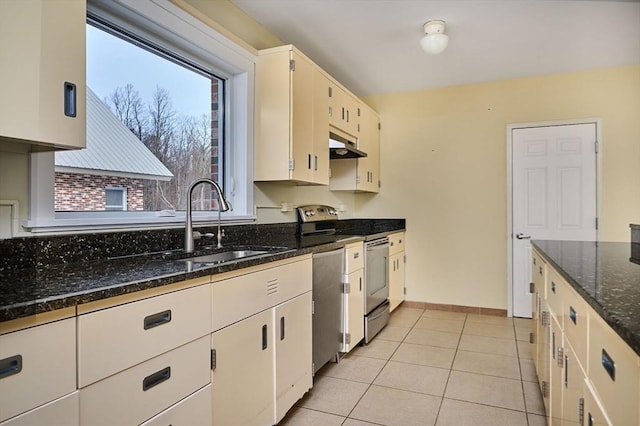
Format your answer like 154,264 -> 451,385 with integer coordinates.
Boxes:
180,249 -> 270,264
177,246 -> 290,268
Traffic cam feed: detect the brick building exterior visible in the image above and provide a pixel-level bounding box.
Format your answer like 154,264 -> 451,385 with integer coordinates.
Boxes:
54,172 -> 145,211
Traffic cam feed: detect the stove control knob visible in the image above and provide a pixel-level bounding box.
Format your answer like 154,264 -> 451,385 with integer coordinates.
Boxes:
330,209 -> 338,216
305,210 -> 315,217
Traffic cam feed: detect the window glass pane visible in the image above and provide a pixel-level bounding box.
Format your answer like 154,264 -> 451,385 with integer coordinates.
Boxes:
54,23 -> 225,213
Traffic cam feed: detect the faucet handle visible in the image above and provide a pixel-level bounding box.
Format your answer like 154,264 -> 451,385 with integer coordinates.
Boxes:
193,231 -> 215,240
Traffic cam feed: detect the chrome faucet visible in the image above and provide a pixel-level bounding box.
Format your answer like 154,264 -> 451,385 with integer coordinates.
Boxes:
185,178 -> 230,253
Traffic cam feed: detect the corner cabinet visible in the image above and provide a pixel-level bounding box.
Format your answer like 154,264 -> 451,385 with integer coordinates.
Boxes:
0,0 -> 86,150
329,102 -> 380,193
531,247 -> 639,426
255,45 -> 329,185
388,232 -> 405,312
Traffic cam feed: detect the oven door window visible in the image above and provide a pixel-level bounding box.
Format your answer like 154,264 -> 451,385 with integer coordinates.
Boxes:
366,243 -> 389,312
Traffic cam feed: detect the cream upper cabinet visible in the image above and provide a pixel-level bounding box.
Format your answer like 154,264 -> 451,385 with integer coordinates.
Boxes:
328,82 -> 359,137
0,0 -> 86,150
255,45 -> 329,185
329,102 -> 380,193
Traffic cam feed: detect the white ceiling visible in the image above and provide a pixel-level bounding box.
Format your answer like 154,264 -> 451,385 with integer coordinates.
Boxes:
230,0 -> 640,97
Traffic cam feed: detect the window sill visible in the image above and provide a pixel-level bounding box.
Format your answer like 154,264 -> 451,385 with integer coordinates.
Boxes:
23,212 -> 256,234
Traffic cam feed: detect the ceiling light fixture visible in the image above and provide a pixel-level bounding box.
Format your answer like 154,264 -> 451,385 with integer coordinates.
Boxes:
420,20 -> 449,55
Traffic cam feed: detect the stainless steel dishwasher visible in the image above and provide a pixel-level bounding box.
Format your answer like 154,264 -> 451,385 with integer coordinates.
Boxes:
296,205 -> 345,374
311,247 -> 344,373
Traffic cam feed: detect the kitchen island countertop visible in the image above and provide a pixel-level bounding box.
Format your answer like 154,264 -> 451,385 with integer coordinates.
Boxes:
532,240 -> 640,357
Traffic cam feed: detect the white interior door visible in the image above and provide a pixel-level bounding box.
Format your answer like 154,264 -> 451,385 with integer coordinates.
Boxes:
511,123 -> 597,317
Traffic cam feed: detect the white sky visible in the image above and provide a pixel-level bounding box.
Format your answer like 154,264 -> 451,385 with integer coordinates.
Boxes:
86,24 -> 212,120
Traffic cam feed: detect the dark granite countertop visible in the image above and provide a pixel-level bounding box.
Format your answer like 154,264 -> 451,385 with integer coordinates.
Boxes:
532,240 -> 640,357
0,219 -> 405,324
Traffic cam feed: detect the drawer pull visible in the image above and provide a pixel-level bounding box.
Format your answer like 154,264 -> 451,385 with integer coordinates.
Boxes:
601,349 -> 615,381
280,316 -> 285,341
569,306 -> 577,325
143,366 -> 171,391
262,324 -> 268,350
64,82 -> 77,117
0,355 -> 22,380
551,281 -> 556,294
353,252 -> 360,259
144,310 -> 172,330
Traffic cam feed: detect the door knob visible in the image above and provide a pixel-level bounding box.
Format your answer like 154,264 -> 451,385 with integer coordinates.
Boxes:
515,233 -> 531,240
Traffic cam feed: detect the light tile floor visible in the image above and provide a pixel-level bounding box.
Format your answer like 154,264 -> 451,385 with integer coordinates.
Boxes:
280,306 -> 547,426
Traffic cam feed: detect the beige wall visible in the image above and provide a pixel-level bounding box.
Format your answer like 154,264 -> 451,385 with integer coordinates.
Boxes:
359,65 -> 640,310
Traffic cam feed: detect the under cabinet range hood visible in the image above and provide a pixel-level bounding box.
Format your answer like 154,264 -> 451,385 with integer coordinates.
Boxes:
329,130 -> 367,159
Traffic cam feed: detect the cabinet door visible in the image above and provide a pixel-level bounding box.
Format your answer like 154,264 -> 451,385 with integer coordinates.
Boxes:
342,268 -> 364,353
389,252 -> 405,312
537,303 -> 551,417
0,318 -> 76,422
212,309 -> 274,426
550,315 -> 563,425
328,83 -> 358,136
562,340 -> 586,426
0,392 -> 78,426
80,336 -> 210,426
290,51 -> 315,184
588,312 -> 640,426
0,0 -> 85,149
140,384 -> 211,426
357,103 -> 380,193
582,380 -> 612,426
274,292 -> 313,424
312,69 -> 330,185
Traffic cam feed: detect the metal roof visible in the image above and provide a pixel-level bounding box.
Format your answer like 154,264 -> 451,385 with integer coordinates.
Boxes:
55,88 -> 174,181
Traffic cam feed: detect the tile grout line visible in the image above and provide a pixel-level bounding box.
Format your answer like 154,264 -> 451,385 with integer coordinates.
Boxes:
340,308 -> 423,425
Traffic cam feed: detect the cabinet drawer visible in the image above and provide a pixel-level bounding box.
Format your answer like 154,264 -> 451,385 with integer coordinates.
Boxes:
588,313 -> 639,426
140,384 -> 211,426
545,268 -> 564,323
562,283 -> 589,370
0,318 -> 76,422
80,336 -> 211,426
0,391 -> 78,426
388,232 -> 405,256
212,257 -> 312,332
78,284 -> 211,387
531,250 -> 547,295
345,241 -> 363,274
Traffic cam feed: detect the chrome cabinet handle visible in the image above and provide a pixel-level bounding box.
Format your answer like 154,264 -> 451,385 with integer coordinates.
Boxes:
516,233 -> 531,240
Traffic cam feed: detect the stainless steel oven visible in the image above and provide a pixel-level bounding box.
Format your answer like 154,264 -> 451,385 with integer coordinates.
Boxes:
364,237 -> 390,343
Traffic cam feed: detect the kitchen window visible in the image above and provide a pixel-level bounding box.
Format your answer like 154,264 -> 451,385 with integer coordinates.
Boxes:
27,0 -> 255,232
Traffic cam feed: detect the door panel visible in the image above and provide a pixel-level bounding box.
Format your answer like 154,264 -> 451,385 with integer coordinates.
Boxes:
511,123 -> 597,317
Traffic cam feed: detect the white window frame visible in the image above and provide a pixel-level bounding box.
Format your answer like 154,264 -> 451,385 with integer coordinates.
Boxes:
27,0 -> 255,233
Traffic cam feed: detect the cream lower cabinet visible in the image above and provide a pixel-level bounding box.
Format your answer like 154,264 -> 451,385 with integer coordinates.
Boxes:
0,392 -> 79,426
0,0 -> 85,150
77,281 -> 213,425
0,318 -> 76,424
532,247 -> 639,426
388,232 -> 406,312
211,257 -> 313,425
140,384 -> 211,426
341,241 -> 364,353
